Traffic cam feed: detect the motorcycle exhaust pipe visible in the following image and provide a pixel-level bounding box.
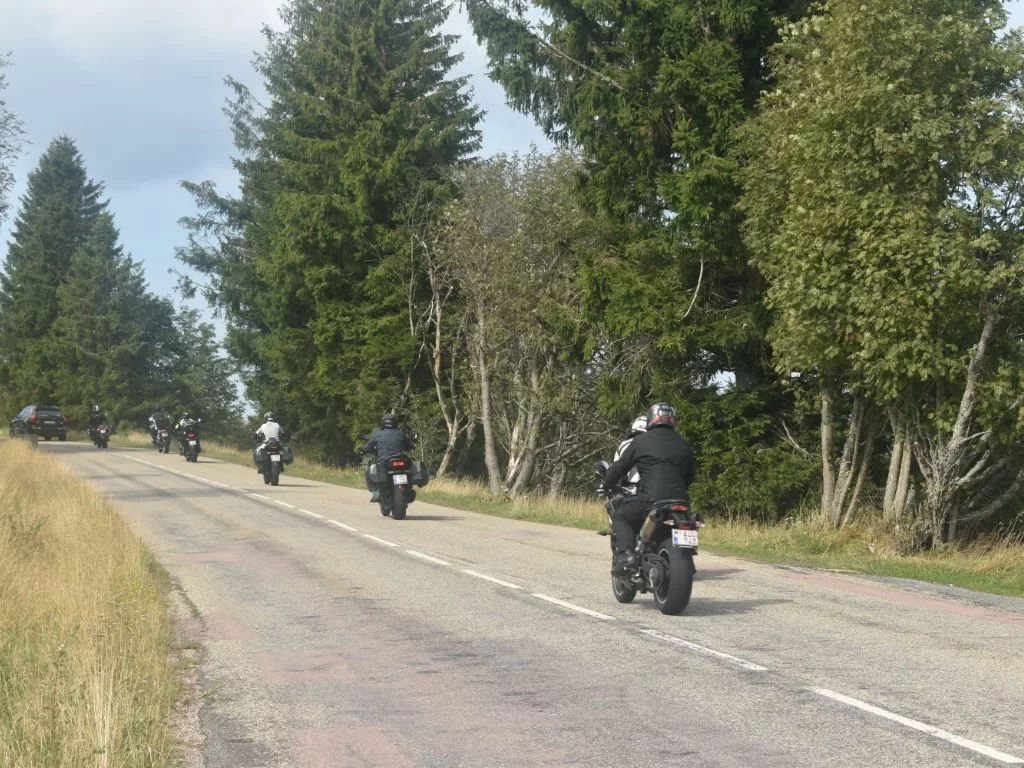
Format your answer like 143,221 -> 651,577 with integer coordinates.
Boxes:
639,514 -> 658,543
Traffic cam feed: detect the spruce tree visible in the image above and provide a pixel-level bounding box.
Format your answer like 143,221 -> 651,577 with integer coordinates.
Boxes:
0,137 -> 105,403
0,55 -> 24,226
180,0 -> 481,460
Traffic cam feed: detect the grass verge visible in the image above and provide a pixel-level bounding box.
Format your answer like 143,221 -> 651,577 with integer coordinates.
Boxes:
0,439 -> 179,767
104,431 -> 1024,598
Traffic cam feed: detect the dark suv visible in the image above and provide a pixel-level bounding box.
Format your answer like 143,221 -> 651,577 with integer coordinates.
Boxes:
10,405 -> 68,441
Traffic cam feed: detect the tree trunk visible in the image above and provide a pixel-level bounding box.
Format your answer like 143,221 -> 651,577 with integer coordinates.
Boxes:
841,413 -> 878,527
474,311 -> 503,497
509,361 -> 543,498
883,409 -> 904,520
435,407 -> 461,477
820,386 -> 836,520
820,385 -> 874,527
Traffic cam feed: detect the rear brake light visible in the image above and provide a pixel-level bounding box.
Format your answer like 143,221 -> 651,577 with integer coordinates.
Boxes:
670,504 -> 689,511
391,459 -> 406,467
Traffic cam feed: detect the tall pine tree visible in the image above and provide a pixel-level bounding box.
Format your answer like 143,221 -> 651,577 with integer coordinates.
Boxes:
0,137 -> 105,404
0,55 -> 24,227
180,0 -> 480,460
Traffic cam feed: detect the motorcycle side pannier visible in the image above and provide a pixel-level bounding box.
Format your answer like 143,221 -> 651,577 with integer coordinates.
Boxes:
411,460 -> 430,487
282,446 -> 294,465
366,462 -> 382,489
254,444 -> 267,465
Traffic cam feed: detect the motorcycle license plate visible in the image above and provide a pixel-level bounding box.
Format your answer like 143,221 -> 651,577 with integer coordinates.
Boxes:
189,440 -> 197,446
672,528 -> 699,548
270,454 -> 281,462
392,474 -> 408,485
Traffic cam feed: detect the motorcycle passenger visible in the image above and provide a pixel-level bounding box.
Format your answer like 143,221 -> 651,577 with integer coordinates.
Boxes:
253,412 -> 287,471
602,403 -> 697,574
175,412 -> 198,455
613,415 -> 648,495
148,408 -> 171,444
358,413 -> 414,503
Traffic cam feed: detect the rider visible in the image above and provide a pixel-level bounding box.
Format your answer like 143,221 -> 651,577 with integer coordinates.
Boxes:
614,415 -> 648,496
253,412 -> 286,471
87,405 -> 107,440
175,411 -> 197,455
601,403 -> 697,574
358,413 -> 414,503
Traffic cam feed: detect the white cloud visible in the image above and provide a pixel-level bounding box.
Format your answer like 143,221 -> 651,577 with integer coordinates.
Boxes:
0,0 -> 281,65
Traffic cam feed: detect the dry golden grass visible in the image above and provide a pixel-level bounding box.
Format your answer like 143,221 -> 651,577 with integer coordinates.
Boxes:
0,440 -> 178,767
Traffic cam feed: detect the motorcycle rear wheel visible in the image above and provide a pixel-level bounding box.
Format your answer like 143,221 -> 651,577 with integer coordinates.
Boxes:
392,485 -> 407,520
270,463 -> 280,486
262,467 -> 271,485
652,543 -> 694,615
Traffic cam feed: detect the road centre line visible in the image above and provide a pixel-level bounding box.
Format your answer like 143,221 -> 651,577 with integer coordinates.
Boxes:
813,689 -> 1024,764
462,570 -> 522,590
300,509 -> 323,519
252,493 -> 272,500
533,594 -> 616,621
275,500 -> 296,509
328,520 -> 358,532
406,550 -> 450,566
211,481 -> 231,488
638,629 -> 768,671
362,533 -> 399,547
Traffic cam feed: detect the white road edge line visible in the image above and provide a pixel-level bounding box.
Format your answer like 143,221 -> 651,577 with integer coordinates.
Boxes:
462,570 -> 522,590
813,689 -> 1024,764
274,501 -> 296,509
300,509 -> 323,519
251,494 -> 272,500
532,593 -> 616,621
406,550 -> 450,566
639,629 -> 768,671
211,482 -> 230,488
362,533 -> 399,547
328,520 -> 358,532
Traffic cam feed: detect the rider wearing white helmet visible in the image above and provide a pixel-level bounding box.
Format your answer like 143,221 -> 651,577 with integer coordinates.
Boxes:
613,415 -> 648,495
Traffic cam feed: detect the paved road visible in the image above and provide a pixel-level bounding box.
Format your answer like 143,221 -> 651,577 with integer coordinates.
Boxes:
47,442 -> 1024,767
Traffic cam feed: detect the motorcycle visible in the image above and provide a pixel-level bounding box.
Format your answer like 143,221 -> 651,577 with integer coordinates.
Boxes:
155,426 -> 172,454
253,437 -> 293,486
90,425 -> 113,450
180,421 -> 202,463
365,453 -> 430,520
595,460 -> 701,615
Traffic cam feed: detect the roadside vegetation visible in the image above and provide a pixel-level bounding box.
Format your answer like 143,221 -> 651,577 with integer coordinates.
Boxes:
0,440 -> 178,767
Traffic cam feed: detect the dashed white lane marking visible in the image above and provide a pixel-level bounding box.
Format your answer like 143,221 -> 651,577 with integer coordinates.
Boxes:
462,570 -> 522,590
639,629 -> 768,671
328,520 -> 358,532
362,534 -> 399,547
211,481 -> 230,488
300,509 -> 323,519
406,550 -> 450,566
532,594 -> 616,621
252,494 -> 272,500
814,689 -> 1024,764
274,501 -> 296,509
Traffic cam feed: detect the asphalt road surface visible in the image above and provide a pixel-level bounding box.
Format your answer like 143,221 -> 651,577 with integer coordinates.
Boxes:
46,442 -> 1024,767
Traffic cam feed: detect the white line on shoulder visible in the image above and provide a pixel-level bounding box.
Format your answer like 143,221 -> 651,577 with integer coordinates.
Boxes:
813,689 -> 1023,764
462,570 -> 522,590
328,520 -> 357,531
532,594 -> 616,621
639,629 -> 767,671
406,550 -> 450,566
362,533 -> 398,547
300,509 -> 323,518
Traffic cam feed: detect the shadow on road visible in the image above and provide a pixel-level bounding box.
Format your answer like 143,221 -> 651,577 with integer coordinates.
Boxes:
694,567 -> 744,581
681,598 -> 791,617
105,488 -> 238,502
401,515 -> 466,522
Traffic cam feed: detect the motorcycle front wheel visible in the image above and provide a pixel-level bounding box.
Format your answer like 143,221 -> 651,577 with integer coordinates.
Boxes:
652,543 -> 694,615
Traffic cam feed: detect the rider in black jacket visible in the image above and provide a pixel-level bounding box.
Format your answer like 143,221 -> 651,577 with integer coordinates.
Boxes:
359,413 -> 415,502
602,403 -> 697,573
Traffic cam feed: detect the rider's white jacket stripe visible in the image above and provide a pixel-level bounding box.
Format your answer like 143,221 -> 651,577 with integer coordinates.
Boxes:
614,438 -> 641,494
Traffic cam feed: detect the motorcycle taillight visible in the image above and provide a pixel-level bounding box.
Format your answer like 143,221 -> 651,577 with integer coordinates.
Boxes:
391,459 -> 406,468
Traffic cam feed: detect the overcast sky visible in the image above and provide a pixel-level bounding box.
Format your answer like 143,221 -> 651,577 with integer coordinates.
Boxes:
1,0 -> 1022,307
0,0 -> 550,304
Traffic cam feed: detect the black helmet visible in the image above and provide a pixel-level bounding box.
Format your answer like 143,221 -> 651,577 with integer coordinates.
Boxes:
265,412 -> 276,423
381,413 -> 399,429
646,402 -> 677,429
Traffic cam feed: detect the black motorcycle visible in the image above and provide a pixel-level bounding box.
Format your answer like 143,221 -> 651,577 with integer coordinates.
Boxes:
366,454 -> 430,520
180,421 -> 202,463
90,425 -> 113,450
254,437 -> 293,486
595,460 -> 701,615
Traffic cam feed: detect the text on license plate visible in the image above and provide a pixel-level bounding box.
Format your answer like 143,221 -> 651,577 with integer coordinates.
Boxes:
672,528 -> 699,548
189,440 -> 197,446
392,474 -> 408,485
270,454 -> 281,462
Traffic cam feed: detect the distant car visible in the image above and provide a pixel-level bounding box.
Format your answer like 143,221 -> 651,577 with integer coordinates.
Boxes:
10,405 -> 68,441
